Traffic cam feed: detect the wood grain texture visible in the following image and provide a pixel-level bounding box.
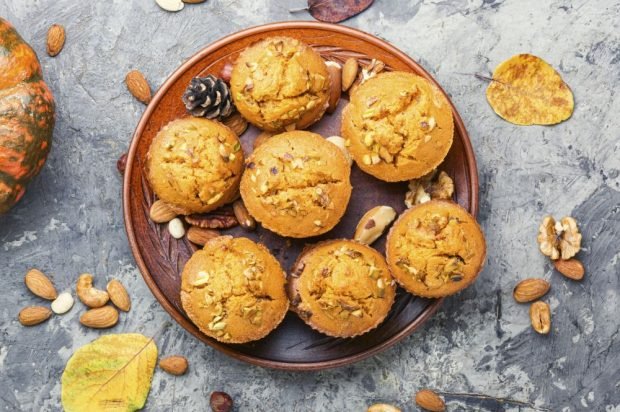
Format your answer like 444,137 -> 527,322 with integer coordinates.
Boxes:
123,22 -> 478,370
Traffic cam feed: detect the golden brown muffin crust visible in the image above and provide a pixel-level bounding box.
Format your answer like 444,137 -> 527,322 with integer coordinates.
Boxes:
240,131 -> 352,238
386,200 -> 486,298
288,240 -> 396,338
146,117 -> 244,214
230,36 -> 330,132
342,71 -> 454,182
180,236 -> 289,343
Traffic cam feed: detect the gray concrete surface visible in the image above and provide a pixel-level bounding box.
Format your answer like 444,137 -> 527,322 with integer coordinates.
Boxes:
1,0 -> 619,410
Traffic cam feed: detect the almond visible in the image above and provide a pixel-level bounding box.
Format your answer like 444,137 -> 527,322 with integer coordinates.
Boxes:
513,278 -> 550,303
149,200 -> 177,223
354,206 -> 397,245
367,404 -> 401,412
342,57 -> 359,92
553,258 -> 585,281
325,61 -> 342,114
125,70 -> 152,104
186,226 -> 220,246
107,279 -> 131,312
222,112 -> 248,136
159,355 -> 189,375
232,200 -> 255,230
530,301 -> 551,334
24,269 -> 58,300
80,306 -> 119,329
46,24 -> 65,57
415,389 -> 445,412
19,306 -> 52,326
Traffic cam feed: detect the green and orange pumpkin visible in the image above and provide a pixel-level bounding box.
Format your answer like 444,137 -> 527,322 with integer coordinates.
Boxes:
0,17 -> 55,213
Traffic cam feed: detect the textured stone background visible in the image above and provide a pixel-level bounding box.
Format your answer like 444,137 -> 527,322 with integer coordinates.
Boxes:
1,0 -> 619,410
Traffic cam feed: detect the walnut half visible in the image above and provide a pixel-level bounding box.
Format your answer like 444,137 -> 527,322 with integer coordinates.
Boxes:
404,170 -> 454,208
536,215 -> 582,260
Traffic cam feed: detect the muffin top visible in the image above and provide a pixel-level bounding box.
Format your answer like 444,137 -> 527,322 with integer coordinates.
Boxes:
288,240 -> 396,338
230,36 -> 330,132
240,131 -> 352,238
342,71 -> 454,182
146,117 -> 244,214
386,200 -> 486,298
180,236 -> 289,343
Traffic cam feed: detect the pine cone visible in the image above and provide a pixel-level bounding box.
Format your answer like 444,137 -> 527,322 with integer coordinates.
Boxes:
182,75 -> 233,119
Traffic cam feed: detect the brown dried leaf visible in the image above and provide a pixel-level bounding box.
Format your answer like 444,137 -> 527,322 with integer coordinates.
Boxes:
307,0 -> 374,23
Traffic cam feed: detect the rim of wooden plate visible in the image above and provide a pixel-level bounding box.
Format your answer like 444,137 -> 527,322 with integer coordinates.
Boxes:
123,21 -> 479,371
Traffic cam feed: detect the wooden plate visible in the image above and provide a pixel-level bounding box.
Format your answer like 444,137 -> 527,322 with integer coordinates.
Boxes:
123,22 -> 478,370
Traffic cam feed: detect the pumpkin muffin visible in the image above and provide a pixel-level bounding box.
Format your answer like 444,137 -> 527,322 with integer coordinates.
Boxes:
386,200 -> 486,298
288,239 -> 396,338
180,236 -> 289,343
240,131 -> 351,238
146,117 -> 244,214
230,36 -> 330,132
341,71 -> 454,182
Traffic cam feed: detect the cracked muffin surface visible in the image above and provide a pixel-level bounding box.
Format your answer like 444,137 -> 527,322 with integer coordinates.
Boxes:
288,239 -> 396,338
240,131 -> 352,238
146,117 -> 243,214
180,236 -> 289,343
342,71 -> 454,182
230,36 -> 330,132
386,200 -> 486,298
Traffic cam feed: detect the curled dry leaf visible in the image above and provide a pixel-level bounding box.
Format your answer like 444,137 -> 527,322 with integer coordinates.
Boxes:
125,70 -> 152,104
485,54 -> 574,125
306,0 -> 374,23
553,258 -> 585,281
529,301 -> 551,334
415,389 -> 445,412
46,24 -> 66,57
513,278 -> 550,303
25,268 -> 58,300
61,333 -> 157,412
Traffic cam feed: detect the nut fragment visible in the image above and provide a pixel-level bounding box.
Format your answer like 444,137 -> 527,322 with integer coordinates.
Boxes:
537,215 -> 582,260
529,301 -> 551,334
24,269 -> 58,300
405,170 -> 454,208
168,218 -> 186,239
513,278 -> 550,303
149,200 -> 178,223
354,206 -> 397,245
107,279 -> 131,312
18,306 -> 52,326
46,24 -> 66,57
185,211 -> 238,229
325,61 -> 342,114
326,135 -> 352,166
117,152 -> 128,175
553,258 -> 585,281
210,391 -> 233,412
183,0 -> 205,3
222,112 -> 248,136
159,355 -> 189,375
125,70 -> 152,104
367,404 -> 401,412
342,57 -> 359,91
415,389 -> 445,412
155,0 -> 185,12
51,292 -> 74,315
79,306 -> 119,329
187,226 -> 220,246
232,200 -> 256,230
76,273 -> 109,308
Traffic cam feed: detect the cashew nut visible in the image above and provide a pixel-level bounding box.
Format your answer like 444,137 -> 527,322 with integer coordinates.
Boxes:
76,273 -> 109,308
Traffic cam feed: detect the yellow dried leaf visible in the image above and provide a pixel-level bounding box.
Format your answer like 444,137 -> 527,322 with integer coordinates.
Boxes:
61,333 -> 158,412
486,54 -> 574,125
